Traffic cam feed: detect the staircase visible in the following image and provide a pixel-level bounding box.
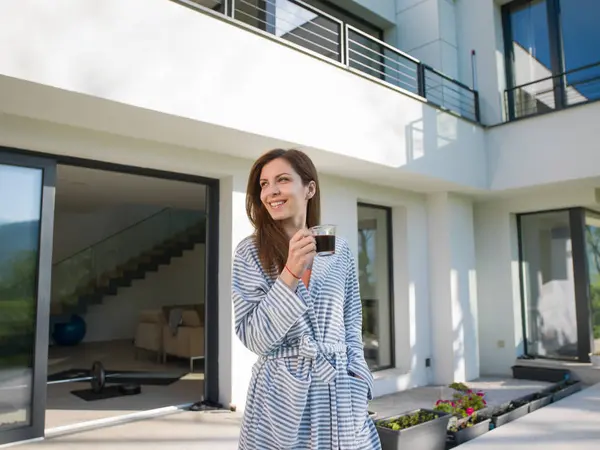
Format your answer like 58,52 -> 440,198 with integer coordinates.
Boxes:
50,208 -> 206,320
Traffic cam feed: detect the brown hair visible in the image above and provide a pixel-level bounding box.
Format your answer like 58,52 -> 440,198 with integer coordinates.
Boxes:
246,149 -> 321,275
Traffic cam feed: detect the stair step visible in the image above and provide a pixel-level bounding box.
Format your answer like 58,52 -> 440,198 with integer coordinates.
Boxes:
54,221 -> 208,319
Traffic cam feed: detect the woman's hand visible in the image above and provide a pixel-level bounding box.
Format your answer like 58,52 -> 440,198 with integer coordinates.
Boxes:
287,228 -> 316,277
280,228 -> 316,288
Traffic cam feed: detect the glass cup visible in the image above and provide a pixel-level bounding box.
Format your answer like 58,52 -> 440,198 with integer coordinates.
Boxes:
310,225 -> 336,256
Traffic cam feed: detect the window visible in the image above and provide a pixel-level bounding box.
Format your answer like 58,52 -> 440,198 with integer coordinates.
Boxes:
357,204 -> 393,371
517,208 -> 593,361
584,212 -> 600,353
503,0 -> 600,118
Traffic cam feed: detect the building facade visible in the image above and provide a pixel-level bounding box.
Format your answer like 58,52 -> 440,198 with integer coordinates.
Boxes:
1,0 -> 599,445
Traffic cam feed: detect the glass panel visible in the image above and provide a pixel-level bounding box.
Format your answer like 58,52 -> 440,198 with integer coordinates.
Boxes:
234,0 -> 341,60
357,205 -> 392,370
0,164 -> 42,431
507,0 -> 555,116
519,211 -> 578,359
559,0 -> 600,105
584,213 -> 600,353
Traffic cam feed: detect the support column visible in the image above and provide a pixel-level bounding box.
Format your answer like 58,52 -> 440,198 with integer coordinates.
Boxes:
218,172 -> 255,411
474,205 -> 524,376
394,0 -> 459,80
427,193 -> 479,385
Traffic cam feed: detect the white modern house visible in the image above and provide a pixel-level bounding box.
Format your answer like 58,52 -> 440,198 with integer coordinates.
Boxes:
1,0 -> 599,445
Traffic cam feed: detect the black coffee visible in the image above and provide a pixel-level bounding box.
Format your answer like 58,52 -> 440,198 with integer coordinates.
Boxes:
315,235 -> 335,254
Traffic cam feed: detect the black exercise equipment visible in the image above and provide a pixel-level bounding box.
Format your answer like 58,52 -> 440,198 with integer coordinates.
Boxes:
48,360 -> 108,393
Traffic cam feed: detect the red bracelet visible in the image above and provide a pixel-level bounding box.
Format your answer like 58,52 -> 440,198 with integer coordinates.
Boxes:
285,265 -> 301,280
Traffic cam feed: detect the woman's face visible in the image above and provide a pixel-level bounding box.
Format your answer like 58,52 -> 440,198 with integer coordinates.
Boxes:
259,157 -> 312,224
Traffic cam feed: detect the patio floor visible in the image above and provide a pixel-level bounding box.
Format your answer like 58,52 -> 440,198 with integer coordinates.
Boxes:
4,377 -> 597,449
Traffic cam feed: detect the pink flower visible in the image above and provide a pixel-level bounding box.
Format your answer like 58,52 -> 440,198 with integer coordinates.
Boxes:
476,391 -> 485,397
435,400 -> 441,405
466,407 -> 475,415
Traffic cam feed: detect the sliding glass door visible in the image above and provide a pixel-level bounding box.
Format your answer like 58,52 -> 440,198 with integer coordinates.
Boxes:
0,151 -> 55,445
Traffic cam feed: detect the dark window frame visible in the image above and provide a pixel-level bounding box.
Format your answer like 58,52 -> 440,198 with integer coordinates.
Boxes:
516,207 -> 592,363
0,150 -> 55,446
356,202 -> 395,372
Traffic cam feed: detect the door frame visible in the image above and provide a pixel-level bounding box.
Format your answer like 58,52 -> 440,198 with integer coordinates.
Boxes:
0,146 -> 220,440
0,151 -> 56,446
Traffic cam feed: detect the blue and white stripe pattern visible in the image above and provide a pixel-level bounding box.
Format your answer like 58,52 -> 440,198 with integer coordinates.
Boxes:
233,235 -> 382,450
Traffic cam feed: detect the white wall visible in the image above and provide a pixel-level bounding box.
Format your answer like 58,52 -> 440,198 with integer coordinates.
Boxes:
474,205 -> 522,376
427,193 -> 479,384
455,0 -> 506,125
83,244 -> 205,342
0,0 -> 487,191
52,205 -> 162,263
487,101 -> 600,191
394,0 -> 459,80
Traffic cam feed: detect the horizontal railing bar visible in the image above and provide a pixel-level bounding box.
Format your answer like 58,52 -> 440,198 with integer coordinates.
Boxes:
235,0 -> 340,44
346,24 -> 421,65
348,39 -> 418,74
256,0 -> 341,38
426,91 -> 475,112
424,77 -> 474,100
507,60 -> 600,92
348,49 -> 419,83
233,9 -> 340,55
423,64 -> 476,93
287,0 -> 343,26
349,58 -> 419,92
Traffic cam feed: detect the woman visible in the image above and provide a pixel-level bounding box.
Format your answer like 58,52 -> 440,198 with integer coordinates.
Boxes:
233,149 -> 381,450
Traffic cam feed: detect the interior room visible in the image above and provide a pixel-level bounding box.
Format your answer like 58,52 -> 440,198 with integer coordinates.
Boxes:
45,164 -> 208,429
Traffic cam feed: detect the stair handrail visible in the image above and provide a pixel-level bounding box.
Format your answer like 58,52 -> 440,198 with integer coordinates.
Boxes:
52,207 -> 170,267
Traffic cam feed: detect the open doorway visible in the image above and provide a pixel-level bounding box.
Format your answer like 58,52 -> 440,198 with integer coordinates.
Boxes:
45,164 -> 210,429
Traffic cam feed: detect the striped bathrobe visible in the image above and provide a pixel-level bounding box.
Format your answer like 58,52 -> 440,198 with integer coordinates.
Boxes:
233,236 -> 382,450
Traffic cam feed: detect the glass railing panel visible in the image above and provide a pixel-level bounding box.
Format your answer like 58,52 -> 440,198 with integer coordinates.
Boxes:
51,208 -> 205,314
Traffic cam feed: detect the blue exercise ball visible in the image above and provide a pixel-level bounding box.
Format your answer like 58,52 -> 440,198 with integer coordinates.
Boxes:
53,314 -> 87,346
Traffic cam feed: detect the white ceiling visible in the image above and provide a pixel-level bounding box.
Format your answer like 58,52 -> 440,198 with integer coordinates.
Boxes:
56,164 -> 206,213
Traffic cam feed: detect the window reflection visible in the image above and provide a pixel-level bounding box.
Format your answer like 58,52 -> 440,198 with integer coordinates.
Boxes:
519,211 -> 579,359
584,213 -> 600,353
0,164 -> 42,431
357,204 -> 393,371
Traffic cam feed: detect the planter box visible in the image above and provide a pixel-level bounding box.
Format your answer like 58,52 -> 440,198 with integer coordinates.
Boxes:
551,381 -> 582,402
375,409 -> 451,450
514,392 -> 552,413
511,365 -> 571,383
489,403 -> 529,429
448,418 -> 491,445
528,394 -> 552,412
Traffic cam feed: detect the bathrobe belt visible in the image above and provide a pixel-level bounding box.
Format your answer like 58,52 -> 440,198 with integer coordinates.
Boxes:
264,335 -> 347,384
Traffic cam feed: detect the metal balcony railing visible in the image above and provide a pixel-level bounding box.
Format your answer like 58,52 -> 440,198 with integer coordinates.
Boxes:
505,60 -> 600,121
176,0 -> 481,123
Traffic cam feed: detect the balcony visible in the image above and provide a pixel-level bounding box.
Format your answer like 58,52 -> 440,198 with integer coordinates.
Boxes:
180,0 -> 480,123
505,59 -> 600,121
0,0 -> 487,190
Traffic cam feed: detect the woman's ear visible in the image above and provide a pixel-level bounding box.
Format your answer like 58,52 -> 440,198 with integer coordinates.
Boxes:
307,181 -> 316,199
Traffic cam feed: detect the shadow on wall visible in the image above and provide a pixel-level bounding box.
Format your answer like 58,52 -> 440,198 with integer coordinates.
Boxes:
401,104 -> 485,187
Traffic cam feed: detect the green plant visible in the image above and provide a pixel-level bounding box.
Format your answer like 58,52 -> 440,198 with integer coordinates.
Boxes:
377,411 -> 438,431
448,412 -> 486,433
433,383 -> 487,419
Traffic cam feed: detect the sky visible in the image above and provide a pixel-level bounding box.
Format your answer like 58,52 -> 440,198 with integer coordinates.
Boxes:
0,165 -> 42,224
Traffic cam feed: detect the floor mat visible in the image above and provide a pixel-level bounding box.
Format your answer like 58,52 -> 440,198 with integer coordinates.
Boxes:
49,369 -> 185,386
70,385 -> 141,402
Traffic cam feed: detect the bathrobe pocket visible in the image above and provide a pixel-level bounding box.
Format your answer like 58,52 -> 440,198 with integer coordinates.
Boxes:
265,360 -> 311,447
349,375 -> 369,434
